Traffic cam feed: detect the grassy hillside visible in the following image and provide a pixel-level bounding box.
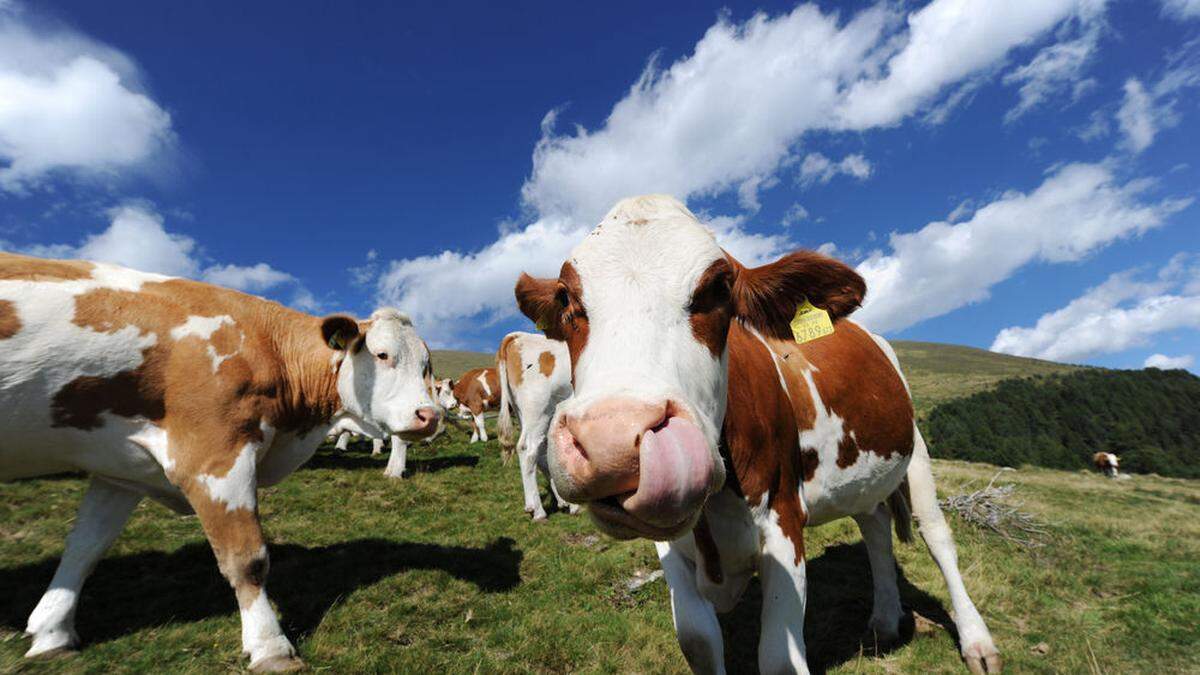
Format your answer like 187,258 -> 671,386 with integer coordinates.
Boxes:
434,340 -> 1079,415
2,428 -> 1197,673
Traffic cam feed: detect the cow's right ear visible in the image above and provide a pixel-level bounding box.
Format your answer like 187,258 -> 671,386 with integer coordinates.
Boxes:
321,315 -> 361,351
730,250 -> 865,340
515,273 -> 563,338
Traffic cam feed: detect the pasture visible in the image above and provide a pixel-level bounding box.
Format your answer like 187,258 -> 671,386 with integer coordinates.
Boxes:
2,418 -> 1197,673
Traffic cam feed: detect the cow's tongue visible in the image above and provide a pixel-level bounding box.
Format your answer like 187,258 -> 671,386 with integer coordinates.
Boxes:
619,416 -> 713,529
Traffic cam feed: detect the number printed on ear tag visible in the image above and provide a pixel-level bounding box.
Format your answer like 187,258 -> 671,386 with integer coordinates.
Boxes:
790,298 -> 834,344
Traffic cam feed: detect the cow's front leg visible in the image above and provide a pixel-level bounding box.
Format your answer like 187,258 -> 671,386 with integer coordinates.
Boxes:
757,497 -> 809,675
853,504 -> 902,646
25,477 -> 141,657
655,541 -> 725,674
371,437 -> 384,456
383,435 -> 407,479
474,412 -> 488,442
334,432 -> 351,451
181,443 -> 300,672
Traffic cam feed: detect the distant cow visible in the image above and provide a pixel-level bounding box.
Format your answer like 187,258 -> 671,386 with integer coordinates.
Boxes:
444,367 -> 500,443
496,332 -> 577,520
515,196 -> 1000,674
1093,452 -> 1119,478
0,253 -> 440,671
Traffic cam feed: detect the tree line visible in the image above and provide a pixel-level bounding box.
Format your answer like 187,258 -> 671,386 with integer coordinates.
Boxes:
922,367 -> 1200,479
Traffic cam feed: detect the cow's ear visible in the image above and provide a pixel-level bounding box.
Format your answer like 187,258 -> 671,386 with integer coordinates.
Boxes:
515,273 -> 563,339
321,314 -> 361,351
730,250 -> 865,340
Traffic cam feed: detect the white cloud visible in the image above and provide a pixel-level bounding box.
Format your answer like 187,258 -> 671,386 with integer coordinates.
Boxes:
797,152 -> 873,187
5,204 -> 319,310
1003,25 -> 1100,123
782,202 -> 810,226
378,0 -> 1106,345
1144,353 -> 1195,369
0,2 -> 173,191
1160,0 -> 1200,20
855,162 -> 1192,334
1117,79 -> 1158,153
992,255 -> 1200,362
1116,40 -> 1200,153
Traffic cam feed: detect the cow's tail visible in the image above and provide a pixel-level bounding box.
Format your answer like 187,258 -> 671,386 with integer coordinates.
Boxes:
887,478 -> 914,544
497,334 -> 517,459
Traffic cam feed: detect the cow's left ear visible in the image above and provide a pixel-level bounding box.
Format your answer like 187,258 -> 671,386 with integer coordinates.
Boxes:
730,250 -> 865,340
321,314 -> 361,351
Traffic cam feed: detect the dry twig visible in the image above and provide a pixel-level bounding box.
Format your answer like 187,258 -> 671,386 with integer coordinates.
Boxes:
940,470 -> 1050,548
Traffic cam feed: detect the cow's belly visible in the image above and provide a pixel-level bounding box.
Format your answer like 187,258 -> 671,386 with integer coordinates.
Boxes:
802,449 -> 911,527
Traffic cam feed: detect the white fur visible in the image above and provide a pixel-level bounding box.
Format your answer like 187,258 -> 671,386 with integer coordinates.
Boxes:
169,314 -> 234,341
335,309 -> 437,436
477,371 -> 492,398
383,435 -> 407,478
240,587 -> 295,667
196,442 -> 260,512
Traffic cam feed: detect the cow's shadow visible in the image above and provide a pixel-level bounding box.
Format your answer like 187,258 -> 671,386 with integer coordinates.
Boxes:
301,448 -> 479,473
0,536 -> 521,648
719,541 -> 958,674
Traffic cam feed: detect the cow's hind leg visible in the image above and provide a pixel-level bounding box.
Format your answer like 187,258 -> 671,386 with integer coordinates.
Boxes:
25,477 -> 141,657
181,443 -> 300,672
334,432 -> 350,451
655,541 -> 725,675
853,504 -> 902,648
474,412 -> 488,442
907,427 -> 1001,674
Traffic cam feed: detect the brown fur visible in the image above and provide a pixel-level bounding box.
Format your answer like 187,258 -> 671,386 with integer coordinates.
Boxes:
514,263 -> 589,381
498,334 -> 524,389
0,252 -> 94,281
688,258 -> 735,357
538,350 -> 556,377
454,367 -> 501,416
729,249 -> 865,341
0,299 -> 22,339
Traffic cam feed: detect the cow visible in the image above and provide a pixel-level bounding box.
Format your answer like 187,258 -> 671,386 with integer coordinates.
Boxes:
495,331 -> 578,520
444,367 -> 500,443
0,253 -> 441,671
513,195 -> 1001,674
1092,452 -> 1119,478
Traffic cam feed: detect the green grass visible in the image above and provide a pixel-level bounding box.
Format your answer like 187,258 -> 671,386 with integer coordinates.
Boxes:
431,350 -> 495,380
3,424 -> 1198,673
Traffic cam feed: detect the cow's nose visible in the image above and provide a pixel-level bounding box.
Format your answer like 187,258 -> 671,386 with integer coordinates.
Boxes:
555,398 -> 667,501
407,407 -> 440,436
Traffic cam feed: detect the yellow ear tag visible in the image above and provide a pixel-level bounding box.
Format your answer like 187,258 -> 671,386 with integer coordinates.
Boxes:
535,317 -> 550,332
790,298 -> 834,344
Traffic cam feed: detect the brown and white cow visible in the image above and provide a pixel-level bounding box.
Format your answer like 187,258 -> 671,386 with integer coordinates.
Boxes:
443,367 -> 500,443
1093,452 -> 1119,478
0,253 -> 440,671
496,331 -> 578,519
514,196 -> 1001,674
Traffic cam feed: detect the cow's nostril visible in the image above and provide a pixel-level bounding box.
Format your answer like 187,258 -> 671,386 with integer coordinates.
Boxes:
572,435 -> 588,460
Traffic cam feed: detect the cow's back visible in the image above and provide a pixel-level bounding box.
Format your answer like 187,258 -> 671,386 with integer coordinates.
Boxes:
723,319 -> 913,525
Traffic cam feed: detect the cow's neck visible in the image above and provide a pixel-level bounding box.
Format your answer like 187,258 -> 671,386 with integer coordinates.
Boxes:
269,311 -> 343,433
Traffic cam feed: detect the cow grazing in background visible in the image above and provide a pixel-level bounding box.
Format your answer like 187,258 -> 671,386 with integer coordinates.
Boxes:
496,332 -> 578,520
444,367 -> 501,443
0,253 -> 440,671
515,196 -> 1001,674
1093,452 -> 1120,478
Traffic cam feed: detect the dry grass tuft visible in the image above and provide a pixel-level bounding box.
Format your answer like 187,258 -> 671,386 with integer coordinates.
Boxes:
939,470 -> 1050,548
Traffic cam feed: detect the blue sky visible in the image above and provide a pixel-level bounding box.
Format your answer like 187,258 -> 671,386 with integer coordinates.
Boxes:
1,0 -> 1198,371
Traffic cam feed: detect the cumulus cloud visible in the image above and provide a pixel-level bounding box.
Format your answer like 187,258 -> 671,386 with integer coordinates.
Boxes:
1116,39 -> 1200,153
797,152 -> 873,187
5,205 -> 320,310
854,162 -> 1192,333
991,255 -> 1200,362
1160,0 -> 1200,20
380,0 -> 1099,345
1144,353 -> 1195,369
1002,25 -> 1100,123
782,203 -> 810,226
0,2 -> 173,191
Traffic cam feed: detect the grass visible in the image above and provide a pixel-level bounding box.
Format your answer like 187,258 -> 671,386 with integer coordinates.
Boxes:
431,350 -> 495,380
3,424 -> 1198,673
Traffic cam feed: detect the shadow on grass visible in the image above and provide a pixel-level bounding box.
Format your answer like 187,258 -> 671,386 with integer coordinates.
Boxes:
301,448 -> 480,473
0,536 -> 522,648
719,541 -> 957,674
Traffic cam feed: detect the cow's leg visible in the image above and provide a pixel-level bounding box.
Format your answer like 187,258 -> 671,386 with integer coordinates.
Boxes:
25,478 -> 141,657
655,541 -> 725,675
907,427 -> 1001,674
757,498 -> 809,675
516,426 -> 546,520
853,504 -> 902,646
181,446 -> 299,672
469,409 -> 481,443
334,432 -> 350,451
371,437 -> 384,456
383,435 -> 407,479
474,413 -> 488,442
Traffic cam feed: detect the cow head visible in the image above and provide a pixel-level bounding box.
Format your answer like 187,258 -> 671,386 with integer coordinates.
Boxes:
321,308 -> 441,441
515,195 -> 864,541
435,378 -> 458,410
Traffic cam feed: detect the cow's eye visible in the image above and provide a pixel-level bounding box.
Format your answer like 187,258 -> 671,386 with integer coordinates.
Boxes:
376,352 -> 388,361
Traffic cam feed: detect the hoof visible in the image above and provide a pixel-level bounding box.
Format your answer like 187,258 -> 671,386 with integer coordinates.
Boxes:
565,504 -> 581,515
963,640 -> 1002,674
860,626 -> 900,653
24,629 -> 79,660
531,511 -> 548,522
25,644 -> 78,660
251,655 -> 306,672
383,470 -> 406,479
